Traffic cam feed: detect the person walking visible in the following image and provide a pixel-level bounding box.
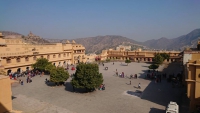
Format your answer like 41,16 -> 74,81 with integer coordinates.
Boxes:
138,83 -> 141,89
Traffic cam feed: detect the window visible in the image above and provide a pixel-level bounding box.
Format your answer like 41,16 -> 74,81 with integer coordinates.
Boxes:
6,59 -> 11,63
58,54 -> 61,58
53,55 -> 56,58
16,58 -> 20,62
33,56 -> 37,60
25,57 -> 29,62
67,53 -> 69,56
63,54 -> 66,57
47,55 -> 50,59
41,56 -> 44,58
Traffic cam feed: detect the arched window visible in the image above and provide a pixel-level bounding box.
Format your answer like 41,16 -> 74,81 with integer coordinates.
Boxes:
53,54 -> 56,58
63,54 -> 66,57
47,55 -> 50,59
16,58 -> 20,62
25,57 -> 29,62
58,54 -> 61,58
6,59 -> 11,63
33,56 -> 37,60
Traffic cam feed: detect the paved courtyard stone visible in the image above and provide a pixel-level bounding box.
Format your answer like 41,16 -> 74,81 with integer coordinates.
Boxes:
12,62 -> 183,113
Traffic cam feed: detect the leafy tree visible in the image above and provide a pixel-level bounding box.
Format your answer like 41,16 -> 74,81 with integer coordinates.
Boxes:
50,67 -> 69,84
71,63 -> 103,91
160,53 -> 170,60
32,58 -> 51,71
153,54 -> 164,64
125,59 -> 131,65
45,64 -> 56,73
148,64 -> 159,70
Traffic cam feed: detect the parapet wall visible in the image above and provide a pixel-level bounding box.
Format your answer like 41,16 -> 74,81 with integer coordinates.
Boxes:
0,75 -> 12,113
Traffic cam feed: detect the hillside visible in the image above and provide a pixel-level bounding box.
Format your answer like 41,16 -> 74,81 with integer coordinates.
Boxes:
0,31 -> 49,44
1,28 -> 200,53
47,35 -> 144,54
142,28 -> 200,50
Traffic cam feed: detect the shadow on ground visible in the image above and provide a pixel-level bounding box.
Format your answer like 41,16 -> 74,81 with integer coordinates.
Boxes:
137,62 -> 189,112
12,96 -> 17,100
149,108 -> 165,113
64,82 -> 93,93
126,90 -> 142,97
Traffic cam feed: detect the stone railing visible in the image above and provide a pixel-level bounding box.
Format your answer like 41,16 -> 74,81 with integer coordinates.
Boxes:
0,50 -> 32,57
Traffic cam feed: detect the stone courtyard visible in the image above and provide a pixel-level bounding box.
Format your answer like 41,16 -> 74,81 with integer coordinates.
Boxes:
11,62 -> 184,113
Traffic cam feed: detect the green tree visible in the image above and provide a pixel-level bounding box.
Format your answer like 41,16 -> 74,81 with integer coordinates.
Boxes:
50,67 -> 69,84
71,63 -> 103,91
148,64 -> 159,70
160,53 -> 170,60
32,58 -> 51,71
45,64 -> 56,73
153,54 -> 164,64
125,59 -> 131,65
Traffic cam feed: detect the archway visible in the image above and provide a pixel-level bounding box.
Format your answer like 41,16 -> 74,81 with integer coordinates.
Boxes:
7,69 -> 12,75
17,68 -> 21,73
53,63 -> 56,66
26,67 -> 29,71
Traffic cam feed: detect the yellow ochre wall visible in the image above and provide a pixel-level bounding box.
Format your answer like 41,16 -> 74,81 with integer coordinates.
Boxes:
0,75 -> 12,113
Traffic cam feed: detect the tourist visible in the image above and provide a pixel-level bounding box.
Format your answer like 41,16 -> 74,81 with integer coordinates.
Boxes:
113,62 -> 114,65
21,80 -> 23,85
102,84 -> 105,90
138,83 -> 141,89
130,81 -> 131,85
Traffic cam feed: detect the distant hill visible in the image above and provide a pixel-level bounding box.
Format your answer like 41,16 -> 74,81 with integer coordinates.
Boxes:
47,35 -> 144,54
142,28 -> 200,50
0,31 -> 49,44
1,31 -> 22,36
2,28 -> 200,53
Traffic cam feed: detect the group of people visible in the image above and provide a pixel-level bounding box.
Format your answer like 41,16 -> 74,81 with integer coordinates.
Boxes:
99,84 -> 105,90
130,74 -> 137,79
17,70 -> 43,85
146,70 -> 162,83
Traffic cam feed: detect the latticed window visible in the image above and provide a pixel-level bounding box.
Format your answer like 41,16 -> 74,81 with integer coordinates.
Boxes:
53,55 -> 56,58
6,59 -> 11,63
25,57 -> 29,62
58,54 -> 61,58
33,56 -> 37,60
16,58 -> 20,62
47,55 -> 50,59
63,54 -> 66,57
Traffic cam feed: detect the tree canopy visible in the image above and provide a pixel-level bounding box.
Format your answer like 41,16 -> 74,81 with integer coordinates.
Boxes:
153,54 -> 164,64
153,53 -> 170,65
50,67 -> 69,83
71,63 -> 103,91
160,53 -> 170,60
32,58 -> 51,71
148,64 -> 159,70
125,59 -> 131,65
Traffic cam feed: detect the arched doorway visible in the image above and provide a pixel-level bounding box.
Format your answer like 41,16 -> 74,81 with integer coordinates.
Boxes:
17,68 -> 21,73
7,69 -> 11,75
26,67 -> 29,71
53,63 -> 56,66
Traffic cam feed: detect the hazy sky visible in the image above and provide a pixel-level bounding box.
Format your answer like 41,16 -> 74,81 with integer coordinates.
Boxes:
0,0 -> 200,42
